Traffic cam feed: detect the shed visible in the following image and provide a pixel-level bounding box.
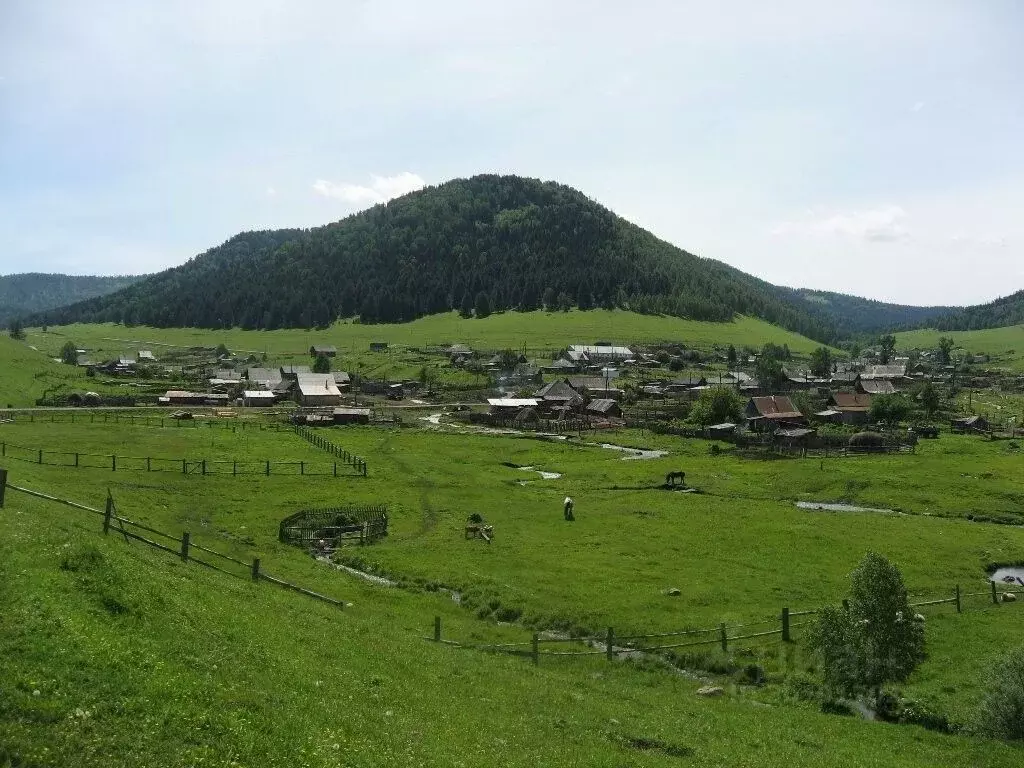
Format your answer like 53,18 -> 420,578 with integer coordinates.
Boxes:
951,415 -> 989,433
296,374 -> 342,406
827,392 -> 873,425
309,345 -> 337,358
706,422 -> 738,439
585,399 -> 623,418
242,390 -> 276,407
334,407 -> 371,425
162,390 -> 207,405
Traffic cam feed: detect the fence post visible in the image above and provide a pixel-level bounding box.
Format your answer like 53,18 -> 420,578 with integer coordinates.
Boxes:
38,449 -> 43,464
720,623 -> 728,653
265,460 -> 270,476
992,580 -> 999,605
333,462 -> 338,477
112,455 -> 116,472
606,627 -> 614,662
75,453 -> 79,467
202,460 -> 206,476
103,495 -> 113,534
181,532 -> 190,562
0,467 -> 7,508
434,615 -> 441,642
182,459 -> 186,474
532,633 -> 540,665
955,584 -> 962,614
300,461 -> 304,476
782,607 -> 791,642
146,457 -> 151,472
251,558 -> 261,581
233,461 -> 237,476
362,461 -> 367,477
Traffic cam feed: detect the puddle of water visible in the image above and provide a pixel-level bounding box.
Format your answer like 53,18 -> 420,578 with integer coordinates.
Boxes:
420,413 -> 443,425
795,501 -> 896,514
318,558 -> 397,587
990,567 -> 1024,586
518,466 -> 562,480
595,442 -> 668,460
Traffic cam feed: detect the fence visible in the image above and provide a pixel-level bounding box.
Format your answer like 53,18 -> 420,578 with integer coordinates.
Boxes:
0,468 -> 346,610
426,582 -> 1018,666
0,440 -> 359,478
0,410 -> 288,432
293,426 -> 368,475
279,505 -> 388,548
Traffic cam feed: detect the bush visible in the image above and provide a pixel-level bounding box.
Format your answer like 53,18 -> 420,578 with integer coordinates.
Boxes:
975,646 -> 1024,740
848,432 -> 885,451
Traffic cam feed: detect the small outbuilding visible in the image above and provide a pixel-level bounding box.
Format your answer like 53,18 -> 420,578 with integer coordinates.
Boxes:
585,398 -> 623,418
242,390 -> 277,407
334,407 -> 371,425
310,345 -> 337,358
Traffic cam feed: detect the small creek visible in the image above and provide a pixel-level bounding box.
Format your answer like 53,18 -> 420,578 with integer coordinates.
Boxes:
518,466 -> 562,480
795,501 -> 897,514
990,567 -> 1024,586
592,442 -> 668,460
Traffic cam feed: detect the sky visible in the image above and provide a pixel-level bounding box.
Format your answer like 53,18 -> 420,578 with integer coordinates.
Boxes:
1,1 -> 1022,306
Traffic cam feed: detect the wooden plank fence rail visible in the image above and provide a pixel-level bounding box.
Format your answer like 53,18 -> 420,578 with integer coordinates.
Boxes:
293,426 -> 367,476
0,471 -> 346,611
0,441 -> 350,478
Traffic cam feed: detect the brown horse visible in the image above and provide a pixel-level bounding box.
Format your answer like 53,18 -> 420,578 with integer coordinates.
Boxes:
665,471 -> 686,486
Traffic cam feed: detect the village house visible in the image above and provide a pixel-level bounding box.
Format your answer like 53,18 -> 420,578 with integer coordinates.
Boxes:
951,415 -> 989,433
246,367 -> 283,390
242,390 -> 276,407
744,395 -> 806,430
706,422 -> 738,439
566,376 -> 625,400
534,380 -> 584,412
585,398 -> 623,419
541,357 -> 579,373
568,344 -> 634,363
334,407 -> 371,425
857,379 -> 897,395
295,373 -> 342,407
309,344 -> 337,358
487,397 -> 539,420
826,392 -> 873,425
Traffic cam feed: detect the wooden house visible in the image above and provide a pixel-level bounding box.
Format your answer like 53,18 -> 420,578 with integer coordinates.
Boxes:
826,392 -> 872,425
334,407 -> 371,425
242,390 -> 276,407
744,395 -> 806,430
309,345 -> 337,358
585,399 -> 623,418
295,374 -> 342,407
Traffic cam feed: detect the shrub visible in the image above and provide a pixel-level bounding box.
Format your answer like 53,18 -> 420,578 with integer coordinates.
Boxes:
848,432 -> 885,451
975,646 -> 1024,740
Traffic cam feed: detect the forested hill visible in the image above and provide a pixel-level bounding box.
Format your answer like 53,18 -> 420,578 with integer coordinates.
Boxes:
28,175 -> 849,340
925,289 -> 1024,331
0,273 -> 145,328
783,289 -> 957,335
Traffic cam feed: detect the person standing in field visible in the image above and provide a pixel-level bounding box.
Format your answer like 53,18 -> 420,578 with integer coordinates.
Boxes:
563,496 -> 575,521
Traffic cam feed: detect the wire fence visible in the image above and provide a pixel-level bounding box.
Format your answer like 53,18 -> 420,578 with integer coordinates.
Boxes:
0,440 -> 362,477
426,581 -> 1018,666
0,469 -> 346,610
0,410 -> 288,431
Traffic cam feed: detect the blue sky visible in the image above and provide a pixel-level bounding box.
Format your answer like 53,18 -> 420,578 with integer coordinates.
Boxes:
1,1 -> 1022,305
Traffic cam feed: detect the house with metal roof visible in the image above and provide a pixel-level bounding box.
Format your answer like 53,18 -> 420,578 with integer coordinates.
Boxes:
744,395 -> 806,429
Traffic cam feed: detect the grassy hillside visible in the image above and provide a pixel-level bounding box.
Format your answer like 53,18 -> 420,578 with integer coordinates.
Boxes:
0,334 -> 99,407
26,310 -> 826,360
896,325 -> 1024,370
4,492 -> 1018,767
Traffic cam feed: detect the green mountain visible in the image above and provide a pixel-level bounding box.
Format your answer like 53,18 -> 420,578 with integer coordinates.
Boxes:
20,175 -> 1015,342
784,289 -> 957,335
927,289 -> 1024,331
0,273 -> 146,328
26,176 -> 847,341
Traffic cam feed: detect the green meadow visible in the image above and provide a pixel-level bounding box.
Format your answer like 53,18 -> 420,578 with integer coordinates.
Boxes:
897,324 -> 1024,370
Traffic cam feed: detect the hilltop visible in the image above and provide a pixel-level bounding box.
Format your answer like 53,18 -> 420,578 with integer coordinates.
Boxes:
26,175 -> 848,341
0,272 -> 145,327
926,289 -> 1024,332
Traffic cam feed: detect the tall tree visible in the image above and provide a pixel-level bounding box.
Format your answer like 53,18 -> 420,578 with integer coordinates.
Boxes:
312,354 -> 331,373
937,336 -> 954,365
809,346 -> 833,378
877,334 -> 897,364
809,552 -> 924,702
474,292 -> 492,319
917,381 -> 940,418
688,387 -> 743,427
60,340 -> 79,365
726,344 -> 737,368
8,319 -> 25,340
755,354 -> 786,393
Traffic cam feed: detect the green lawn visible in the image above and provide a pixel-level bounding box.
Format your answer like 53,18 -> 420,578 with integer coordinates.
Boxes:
896,325 -> 1024,371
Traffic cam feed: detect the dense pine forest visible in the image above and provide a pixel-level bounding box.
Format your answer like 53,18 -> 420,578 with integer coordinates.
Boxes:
0,273 -> 144,327
21,175 -> 1017,341
928,289 -> 1024,331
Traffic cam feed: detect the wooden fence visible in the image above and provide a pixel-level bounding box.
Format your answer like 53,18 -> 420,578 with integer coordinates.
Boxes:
0,440 -> 360,478
427,583 -> 1017,666
0,468 -> 346,610
0,410 -> 287,432
279,505 -> 388,548
293,426 -> 368,475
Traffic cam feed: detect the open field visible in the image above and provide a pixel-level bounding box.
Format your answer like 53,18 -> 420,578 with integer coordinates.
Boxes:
1,415 -> 1023,742
5,496 -> 1021,768
896,325 -> 1024,371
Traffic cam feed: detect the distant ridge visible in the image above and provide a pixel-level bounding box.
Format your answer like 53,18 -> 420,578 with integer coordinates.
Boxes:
0,273 -> 146,328
926,289 -> 1024,331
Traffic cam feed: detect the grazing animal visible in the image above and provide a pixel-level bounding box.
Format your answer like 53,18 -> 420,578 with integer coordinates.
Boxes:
665,471 -> 686,486
563,496 -> 575,521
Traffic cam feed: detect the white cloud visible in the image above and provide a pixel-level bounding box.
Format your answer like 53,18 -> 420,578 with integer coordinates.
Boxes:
772,206 -> 910,243
912,100 -> 925,112
265,186 -> 277,197
950,231 -> 1007,248
312,172 -> 426,206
